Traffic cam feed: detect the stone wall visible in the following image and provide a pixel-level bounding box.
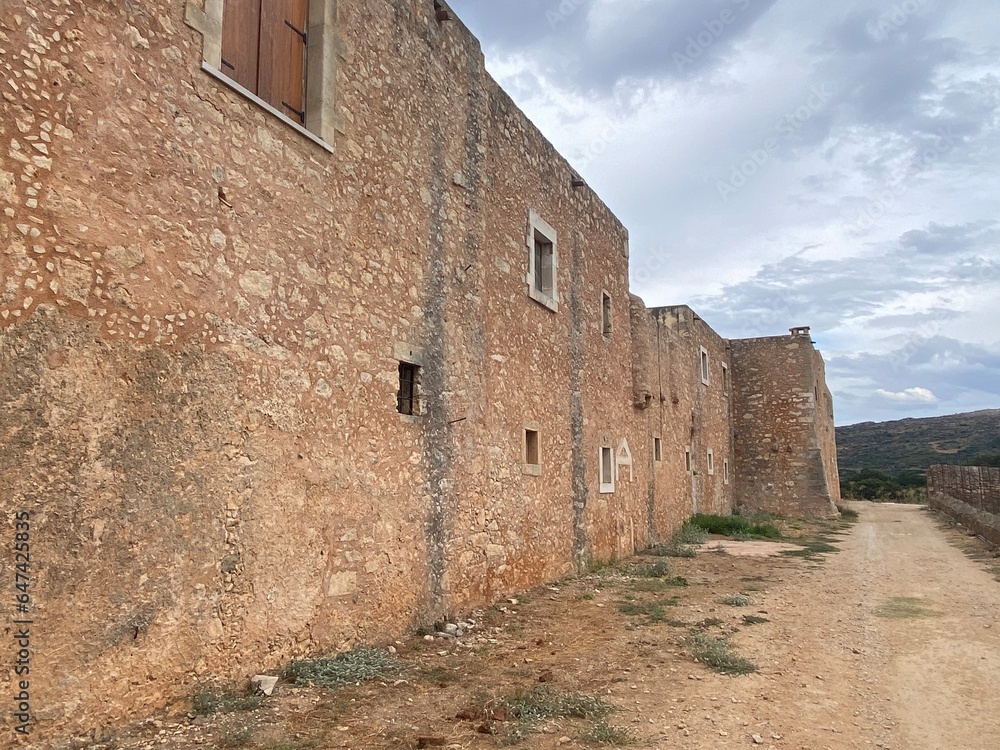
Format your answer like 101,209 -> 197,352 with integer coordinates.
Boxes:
730,328 -> 840,517
928,465 -> 1000,545
0,0 -> 837,741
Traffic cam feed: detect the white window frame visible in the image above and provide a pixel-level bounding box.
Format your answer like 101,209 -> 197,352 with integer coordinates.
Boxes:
184,0 -> 343,151
707,449 -> 715,476
599,445 -> 615,494
700,346 -> 710,386
526,210 -> 558,312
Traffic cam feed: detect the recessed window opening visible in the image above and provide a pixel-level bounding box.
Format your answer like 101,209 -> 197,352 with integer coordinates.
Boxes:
533,231 -> 554,297
685,448 -> 692,474
600,446 -> 615,493
397,362 -> 420,416
700,347 -> 710,385
707,449 -> 715,475
724,459 -> 730,485
601,291 -> 612,336
722,363 -> 730,395
525,429 -> 540,466
654,437 -> 663,462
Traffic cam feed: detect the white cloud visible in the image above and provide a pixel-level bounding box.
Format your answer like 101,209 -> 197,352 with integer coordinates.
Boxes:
874,387 -> 939,404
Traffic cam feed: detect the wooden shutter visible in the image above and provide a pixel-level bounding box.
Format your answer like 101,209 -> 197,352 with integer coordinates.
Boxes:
258,0 -> 309,123
221,0 -> 262,94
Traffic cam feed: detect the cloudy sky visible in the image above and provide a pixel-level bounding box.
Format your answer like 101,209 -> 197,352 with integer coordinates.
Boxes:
446,0 -> 1000,426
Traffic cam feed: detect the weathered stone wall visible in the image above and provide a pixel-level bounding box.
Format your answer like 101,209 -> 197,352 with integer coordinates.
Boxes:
928,465 -> 1000,545
0,0 -> 838,741
730,329 -> 840,517
641,306 -> 735,536
0,0 -> 649,740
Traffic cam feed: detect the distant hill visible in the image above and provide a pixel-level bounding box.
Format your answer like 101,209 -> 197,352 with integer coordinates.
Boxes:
836,409 -> 1000,476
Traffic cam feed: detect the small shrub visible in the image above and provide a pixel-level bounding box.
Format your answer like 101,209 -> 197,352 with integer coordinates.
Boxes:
722,594 -> 751,607
636,561 -> 671,578
742,615 -> 769,625
837,504 -> 860,520
674,522 -> 709,545
497,685 -> 612,744
284,648 -> 401,688
219,727 -> 255,748
688,633 -> 757,675
689,514 -> 781,540
581,719 -> 633,745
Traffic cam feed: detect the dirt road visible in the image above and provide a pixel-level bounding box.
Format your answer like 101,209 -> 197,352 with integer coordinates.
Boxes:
93,503 -> 1000,750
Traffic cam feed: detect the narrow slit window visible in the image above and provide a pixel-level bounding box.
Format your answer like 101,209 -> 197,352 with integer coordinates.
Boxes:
700,347 -> 710,385
601,291 -> 612,336
654,437 -> 662,462
600,446 -> 615,493
534,232 -> 554,297
707,449 -> 715,475
722,363 -> 730,395
397,362 -> 420,416
685,448 -> 692,474
724,459 -> 730,485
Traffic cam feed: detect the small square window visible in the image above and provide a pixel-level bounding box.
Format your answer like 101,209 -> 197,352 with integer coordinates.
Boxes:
601,291 -> 612,336
600,446 -> 615,493
707,449 -> 715,475
700,347 -> 710,385
654,437 -> 662,462
685,448 -> 692,474
397,362 -> 420,416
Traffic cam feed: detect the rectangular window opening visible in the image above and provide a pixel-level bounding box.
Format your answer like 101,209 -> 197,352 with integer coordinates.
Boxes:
707,449 -> 715,475
654,437 -> 662,462
724,459 -> 730,485
700,347 -> 710,385
685,448 -> 692,474
722,363 -> 730,395
601,291 -> 612,336
600,446 -> 615,493
397,362 -> 420,416
525,429 -> 540,467
533,231 -> 554,297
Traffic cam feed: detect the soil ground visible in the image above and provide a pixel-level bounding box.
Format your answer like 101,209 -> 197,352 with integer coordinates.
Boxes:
81,502 -> 1000,750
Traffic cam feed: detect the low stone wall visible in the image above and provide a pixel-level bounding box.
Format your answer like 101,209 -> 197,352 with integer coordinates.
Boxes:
927,465 -> 1000,545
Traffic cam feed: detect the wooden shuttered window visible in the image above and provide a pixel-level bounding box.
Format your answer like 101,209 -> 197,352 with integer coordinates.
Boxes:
221,0 -> 308,124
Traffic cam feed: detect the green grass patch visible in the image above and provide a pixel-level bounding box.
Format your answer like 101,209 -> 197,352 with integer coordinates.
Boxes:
218,727 -> 255,748
191,689 -> 263,715
283,648 -> 402,688
629,576 -> 688,593
497,685 -> 612,745
874,597 -> 941,619
580,719 -> 633,745
782,535 -> 842,559
688,633 -> 757,675
689,514 -> 781,540
617,598 -> 678,623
